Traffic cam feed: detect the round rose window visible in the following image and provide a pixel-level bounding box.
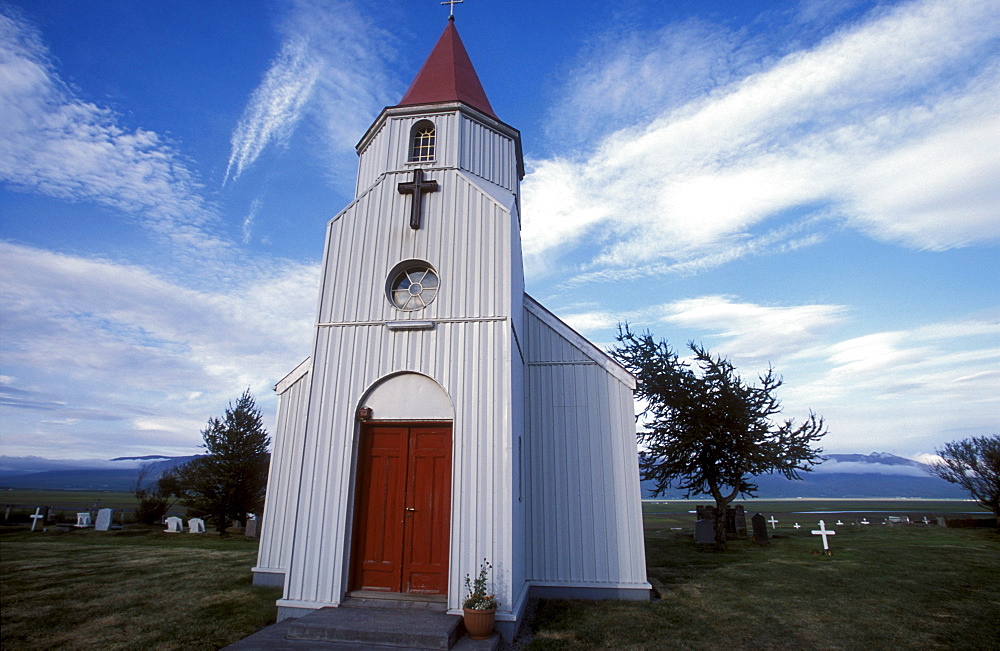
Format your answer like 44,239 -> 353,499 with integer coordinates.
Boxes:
387,263 -> 439,311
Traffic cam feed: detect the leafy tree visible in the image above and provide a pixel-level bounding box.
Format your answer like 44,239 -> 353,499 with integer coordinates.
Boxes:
611,325 -> 827,547
161,389 -> 271,534
132,463 -> 175,525
929,435 -> 1000,529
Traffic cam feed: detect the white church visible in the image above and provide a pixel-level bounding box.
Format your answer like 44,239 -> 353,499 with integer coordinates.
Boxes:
252,17 -> 651,638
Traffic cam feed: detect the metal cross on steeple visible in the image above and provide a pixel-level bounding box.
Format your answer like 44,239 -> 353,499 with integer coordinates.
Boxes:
441,0 -> 463,17
397,169 -> 440,229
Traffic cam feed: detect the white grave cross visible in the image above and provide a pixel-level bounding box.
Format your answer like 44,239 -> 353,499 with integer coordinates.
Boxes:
811,519 -> 836,552
793,523 -> 801,530
767,516 -> 779,529
29,507 -> 45,532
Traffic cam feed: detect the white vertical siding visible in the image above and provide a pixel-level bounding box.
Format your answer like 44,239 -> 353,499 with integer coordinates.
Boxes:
254,360 -> 311,579
356,109 -> 519,201
523,304 -> 649,589
278,319 -> 520,615
277,104 -> 526,615
458,114 -> 519,193
318,171 -> 515,325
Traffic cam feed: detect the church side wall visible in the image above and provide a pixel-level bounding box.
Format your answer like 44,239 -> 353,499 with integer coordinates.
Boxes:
523,310 -> 649,592
253,363 -> 311,585
507,200 -> 528,616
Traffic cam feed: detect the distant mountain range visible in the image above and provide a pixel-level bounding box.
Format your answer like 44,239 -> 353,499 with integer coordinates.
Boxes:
0,451 -> 968,498
0,455 -> 201,492
641,452 -> 967,499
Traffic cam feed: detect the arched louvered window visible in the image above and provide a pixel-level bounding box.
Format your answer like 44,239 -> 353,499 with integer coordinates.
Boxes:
409,120 -> 435,162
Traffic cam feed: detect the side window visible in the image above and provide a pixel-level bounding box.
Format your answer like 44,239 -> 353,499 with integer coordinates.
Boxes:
409,120 -> 435,162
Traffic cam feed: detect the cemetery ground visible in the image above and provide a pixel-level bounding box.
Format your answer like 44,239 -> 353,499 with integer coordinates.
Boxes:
527,500 -> 999,649
0,526 -> 281,649
1,499 -> 997,650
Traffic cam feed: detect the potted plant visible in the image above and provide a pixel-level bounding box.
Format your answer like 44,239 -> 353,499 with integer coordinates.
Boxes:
462,558 -> 498,640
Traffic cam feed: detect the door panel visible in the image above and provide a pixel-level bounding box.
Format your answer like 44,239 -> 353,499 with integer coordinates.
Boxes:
351,423 -> 451,595
351,426 -> 408,592
401,427 -> 452,593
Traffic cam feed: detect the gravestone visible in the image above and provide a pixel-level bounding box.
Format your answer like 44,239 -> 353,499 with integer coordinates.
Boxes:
695,519 -> 715,545
164,516 -> 184,533
695,504 -> 748,539
751,512 -> 769,545
188,518 -> 206,533
245,518 -> 258,538
767,516 -> 779,529
75,512 -> 92,528
811,519 -> 836,554
94,508 -> 113,531
29,507 -> 44,532
793,523 -> 801,530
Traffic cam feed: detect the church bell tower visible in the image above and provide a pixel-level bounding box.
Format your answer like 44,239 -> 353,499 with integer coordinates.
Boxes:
258,16 -> 530,628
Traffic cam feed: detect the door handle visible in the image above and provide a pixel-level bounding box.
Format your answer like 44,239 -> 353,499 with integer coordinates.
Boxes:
405,507 -> 416,512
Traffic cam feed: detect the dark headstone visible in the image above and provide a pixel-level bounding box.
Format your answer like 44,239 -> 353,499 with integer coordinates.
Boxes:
730,505 -> 748,538
695,504 -> 748,540
751,512 -> 770,545
695,519 -> 715,545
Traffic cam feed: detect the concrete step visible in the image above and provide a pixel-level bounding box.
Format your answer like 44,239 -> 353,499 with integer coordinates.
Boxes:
284,605 -> 462,649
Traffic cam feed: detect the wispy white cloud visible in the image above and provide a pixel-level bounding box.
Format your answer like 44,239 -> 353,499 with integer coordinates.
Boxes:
560,294 -> 848,364
558,293 -> 999,454
779,313 -> 1000,452
812,460 -> 930,476
0,9 -> 222,253
224,0 -> 396,184
523,0 -> 1000,280
0,241 -> 318,458
657,295 -> 849,362
224,36 -> 319,183
242,197 -> 262,244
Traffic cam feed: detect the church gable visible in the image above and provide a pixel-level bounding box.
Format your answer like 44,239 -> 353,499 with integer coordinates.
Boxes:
316,172 -> 519,325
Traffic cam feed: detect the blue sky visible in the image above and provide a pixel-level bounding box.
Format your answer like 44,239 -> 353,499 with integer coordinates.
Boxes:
1,0 -> 997,467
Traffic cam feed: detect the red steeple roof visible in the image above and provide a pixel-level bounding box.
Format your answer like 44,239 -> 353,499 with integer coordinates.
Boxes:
398,18 -> 497,119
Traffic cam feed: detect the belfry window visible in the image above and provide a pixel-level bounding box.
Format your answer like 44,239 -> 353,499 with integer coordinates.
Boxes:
410,121 -> 436,162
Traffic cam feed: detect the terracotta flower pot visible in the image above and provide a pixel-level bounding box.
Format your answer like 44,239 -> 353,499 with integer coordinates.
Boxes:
463,607 -> 496,640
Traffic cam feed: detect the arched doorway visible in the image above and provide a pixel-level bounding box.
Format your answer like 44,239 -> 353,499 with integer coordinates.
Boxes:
349,373 -> 453,595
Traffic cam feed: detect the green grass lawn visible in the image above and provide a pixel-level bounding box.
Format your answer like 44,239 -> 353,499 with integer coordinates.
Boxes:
0,526 -> 280,650
528,514 -> 1000,649
2,500 -> 997,650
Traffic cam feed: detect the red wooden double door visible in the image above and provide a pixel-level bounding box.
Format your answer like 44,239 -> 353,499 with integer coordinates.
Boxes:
350,423 -> 452,595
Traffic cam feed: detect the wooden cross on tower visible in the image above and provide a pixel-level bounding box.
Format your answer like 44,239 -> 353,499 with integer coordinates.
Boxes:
398,169 -> 440,230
